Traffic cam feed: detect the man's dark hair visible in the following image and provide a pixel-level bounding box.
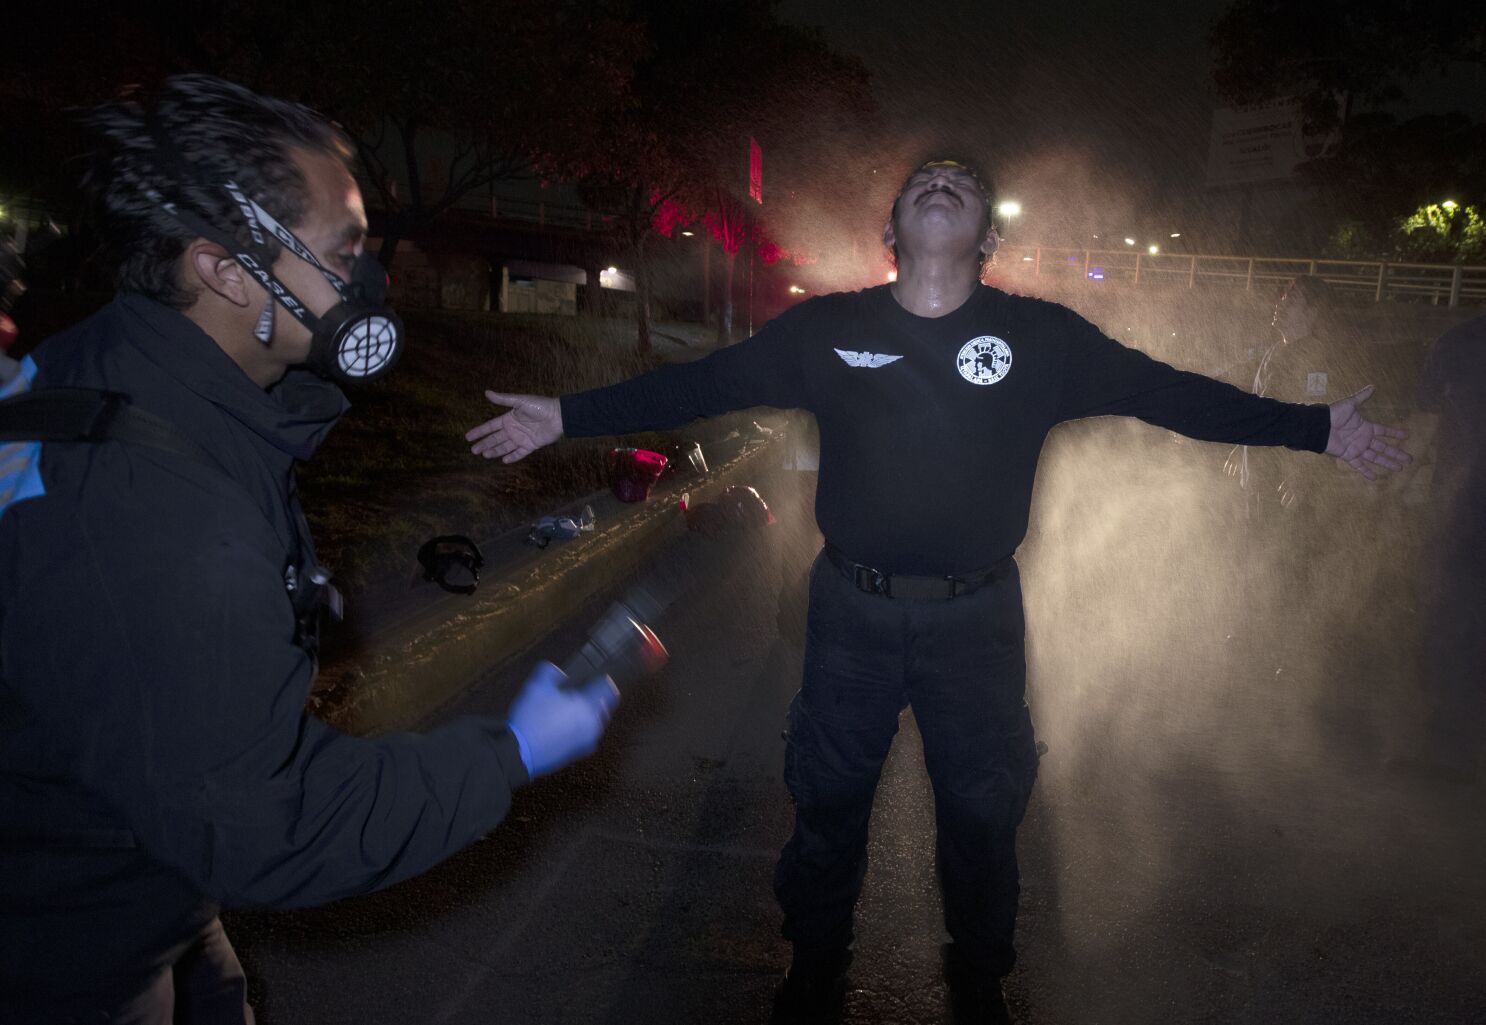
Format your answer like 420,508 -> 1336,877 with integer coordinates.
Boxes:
887,157 -> 999,277
80,74 -> 351,309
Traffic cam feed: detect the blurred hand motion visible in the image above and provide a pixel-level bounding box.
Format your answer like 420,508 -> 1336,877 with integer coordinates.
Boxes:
1222,444 -> 1244,480
466,390 -> 563,463
506,661 -> 619,779
1325,385 -> 1412,482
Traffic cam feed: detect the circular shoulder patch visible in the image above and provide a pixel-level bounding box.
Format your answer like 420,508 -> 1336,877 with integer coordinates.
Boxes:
956,335 -> 1013,386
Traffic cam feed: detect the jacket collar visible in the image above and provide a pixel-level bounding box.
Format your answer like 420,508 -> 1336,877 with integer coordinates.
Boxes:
115,292 -> 348,462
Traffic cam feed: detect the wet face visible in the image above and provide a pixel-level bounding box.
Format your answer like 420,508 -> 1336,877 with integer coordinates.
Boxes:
262,146 -> 368,365
883,163 -> 996,266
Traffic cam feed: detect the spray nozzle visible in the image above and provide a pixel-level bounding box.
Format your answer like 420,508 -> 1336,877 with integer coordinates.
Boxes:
559,586 -> 669,691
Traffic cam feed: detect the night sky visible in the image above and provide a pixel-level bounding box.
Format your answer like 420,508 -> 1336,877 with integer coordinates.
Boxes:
780,0 -> 1236,243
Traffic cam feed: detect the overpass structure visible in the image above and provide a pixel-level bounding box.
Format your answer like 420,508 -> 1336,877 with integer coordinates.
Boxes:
374,193 -> 628,266
370,193 -> 639,313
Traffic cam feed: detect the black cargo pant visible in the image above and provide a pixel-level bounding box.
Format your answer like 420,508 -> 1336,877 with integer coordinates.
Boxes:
773,550 -> 1039,977
13,918 -> 255,1025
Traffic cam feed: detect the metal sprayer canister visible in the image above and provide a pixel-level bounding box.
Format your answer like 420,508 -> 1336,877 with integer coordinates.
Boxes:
559,585 -> 670,690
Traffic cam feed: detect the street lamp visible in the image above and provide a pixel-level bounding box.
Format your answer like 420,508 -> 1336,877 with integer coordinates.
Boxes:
997,200 -> 1021,239
1442,199 -> 1459,211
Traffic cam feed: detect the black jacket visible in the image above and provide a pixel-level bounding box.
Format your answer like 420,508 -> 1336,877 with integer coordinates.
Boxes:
0,294 -> 528,1008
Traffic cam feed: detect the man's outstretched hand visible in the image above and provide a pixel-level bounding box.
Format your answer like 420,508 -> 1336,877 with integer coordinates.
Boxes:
466,391 -> 563,463
1326,385 -> 1411,481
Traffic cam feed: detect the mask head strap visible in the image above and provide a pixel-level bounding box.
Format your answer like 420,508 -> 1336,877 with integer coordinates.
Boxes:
138,118 -> 340,340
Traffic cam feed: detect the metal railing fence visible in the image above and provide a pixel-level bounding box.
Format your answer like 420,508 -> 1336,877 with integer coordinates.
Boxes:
996,244 -> 1486,307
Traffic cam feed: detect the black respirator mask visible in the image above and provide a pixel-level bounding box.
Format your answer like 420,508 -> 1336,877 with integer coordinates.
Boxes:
142,131 -> 405,387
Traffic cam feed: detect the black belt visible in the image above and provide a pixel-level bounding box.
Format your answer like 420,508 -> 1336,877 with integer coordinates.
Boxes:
822,544 -> 1013,600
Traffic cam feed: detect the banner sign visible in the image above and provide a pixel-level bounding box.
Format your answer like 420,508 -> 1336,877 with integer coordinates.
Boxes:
1206,99 -> 1306,187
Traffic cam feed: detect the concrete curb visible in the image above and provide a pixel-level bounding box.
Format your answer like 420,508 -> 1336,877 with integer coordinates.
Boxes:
310,421 -> 790,736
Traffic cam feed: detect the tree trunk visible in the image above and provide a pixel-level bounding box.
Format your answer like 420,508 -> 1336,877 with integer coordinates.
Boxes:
634,234 -> 653,356
702,239 -> 712,330
380,119 -> 424,277
377,231 -> 404,271
716,249 -> 737,345
580,262 -> 604,315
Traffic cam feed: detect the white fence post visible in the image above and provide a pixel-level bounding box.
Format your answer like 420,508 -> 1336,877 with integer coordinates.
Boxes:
1133,252 -> 1143,285
1188,255 -> 1197,289
1450,265 -> 1463,307
1374,262 -> 1387,303
1034,247 -> 1042,276
1245,258 -> 1255,292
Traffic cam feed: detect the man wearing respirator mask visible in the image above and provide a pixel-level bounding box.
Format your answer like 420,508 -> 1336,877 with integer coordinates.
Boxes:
0,75 -> 618,1024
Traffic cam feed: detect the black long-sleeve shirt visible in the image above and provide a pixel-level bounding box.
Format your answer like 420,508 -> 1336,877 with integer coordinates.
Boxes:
563,285 -> 1329,574
0,295 -> 528,1007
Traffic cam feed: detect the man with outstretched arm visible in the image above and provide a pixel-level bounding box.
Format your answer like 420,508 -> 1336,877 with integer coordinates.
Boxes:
0,76 -> 617,1025
466,159 -> 1409,1024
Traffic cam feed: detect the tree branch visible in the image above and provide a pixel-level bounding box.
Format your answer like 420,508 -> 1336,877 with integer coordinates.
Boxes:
353,133 -> 398,213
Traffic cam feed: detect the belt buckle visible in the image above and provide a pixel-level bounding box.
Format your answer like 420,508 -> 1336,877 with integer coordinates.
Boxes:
853,564 -> 887,595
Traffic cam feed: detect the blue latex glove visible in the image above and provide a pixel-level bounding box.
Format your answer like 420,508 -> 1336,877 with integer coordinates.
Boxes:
506,661 -> 619,779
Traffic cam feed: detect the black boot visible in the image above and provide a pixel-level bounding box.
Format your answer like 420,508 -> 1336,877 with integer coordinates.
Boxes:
942,944 -> 1011,1025
770,947 -> 852,1024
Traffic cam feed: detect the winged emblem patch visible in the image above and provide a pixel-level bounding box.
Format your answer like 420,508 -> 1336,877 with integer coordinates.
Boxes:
834,348 -> 904,368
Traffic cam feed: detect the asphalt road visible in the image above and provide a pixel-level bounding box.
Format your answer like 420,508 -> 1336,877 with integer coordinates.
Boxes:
226,426 -> 1486,1025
